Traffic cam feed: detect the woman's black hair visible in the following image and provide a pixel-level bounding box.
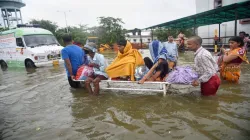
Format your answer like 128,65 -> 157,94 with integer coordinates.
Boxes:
155,61 -> 169,80
117,39 -> 127,46
144,57 -> 154,69
84,49 -> 90,54
229,36 -> 244,47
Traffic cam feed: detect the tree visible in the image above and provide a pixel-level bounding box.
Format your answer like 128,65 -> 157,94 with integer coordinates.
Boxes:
29,19 -> 58,34
97,17 -> 125,45
0,27 -> 8,32
27,17 -> 127,46
29,19 -> 89,46
69,25 -> 88,45
87,26 -> 105,39
56,25 -> 89,46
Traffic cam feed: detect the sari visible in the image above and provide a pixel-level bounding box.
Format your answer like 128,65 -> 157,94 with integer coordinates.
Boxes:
149,40 -> 165,62
105,41 -> 144,81
219,47 -> 249,83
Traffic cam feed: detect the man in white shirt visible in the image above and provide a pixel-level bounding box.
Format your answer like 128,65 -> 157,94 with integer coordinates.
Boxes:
187,36 -> 221,96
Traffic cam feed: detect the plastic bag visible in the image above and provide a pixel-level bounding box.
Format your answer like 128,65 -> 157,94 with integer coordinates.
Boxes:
75,65 -> 94,80
134,65 -> 149,81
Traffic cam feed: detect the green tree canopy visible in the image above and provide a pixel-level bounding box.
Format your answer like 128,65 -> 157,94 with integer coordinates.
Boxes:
56,26 -> 89,46
0,27 -> 8,32
29,19 -> 58,34
27,17 -> 126,46
97,17 -> 126,45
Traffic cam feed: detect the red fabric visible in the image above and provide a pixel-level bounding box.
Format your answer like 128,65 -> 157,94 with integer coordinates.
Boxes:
201,75 -> 221,96
229,48 -> 245,63
75,66 -> 94,80
73,42 -> 82,47
230,57 -> 243,63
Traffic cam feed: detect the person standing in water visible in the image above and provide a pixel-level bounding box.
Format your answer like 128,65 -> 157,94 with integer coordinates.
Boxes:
61,34 -> 88,88
219,36 -> 249,83
187,36 -> 221,96
163,36 -> 178,69
178,32 -> 185,53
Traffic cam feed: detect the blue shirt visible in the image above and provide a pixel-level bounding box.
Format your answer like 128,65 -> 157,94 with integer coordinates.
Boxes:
163,42 -> 178,61
88,53 -> 108,78
61,45 -> 87,77
149,41 -> 165,62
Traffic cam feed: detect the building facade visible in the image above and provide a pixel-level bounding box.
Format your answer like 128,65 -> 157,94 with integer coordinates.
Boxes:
196,0 -> 250,45
126,35 -> 158,44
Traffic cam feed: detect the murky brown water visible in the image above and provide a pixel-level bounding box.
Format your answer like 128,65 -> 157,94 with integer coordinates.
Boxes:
0,51 -> 250,140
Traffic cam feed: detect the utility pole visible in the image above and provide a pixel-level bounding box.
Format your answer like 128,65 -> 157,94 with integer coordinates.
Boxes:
57,10 -> 71,33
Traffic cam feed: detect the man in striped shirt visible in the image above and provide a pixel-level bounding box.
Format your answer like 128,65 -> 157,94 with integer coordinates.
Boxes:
187,36 -> 221,96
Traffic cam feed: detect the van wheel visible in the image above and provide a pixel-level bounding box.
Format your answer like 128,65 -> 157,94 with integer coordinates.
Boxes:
0,61 -> 8,71
25,60 -> 36,68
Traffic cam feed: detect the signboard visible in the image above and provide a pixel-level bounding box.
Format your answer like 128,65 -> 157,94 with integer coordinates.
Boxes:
214,29 -> 218,53
0,33 -> 16,48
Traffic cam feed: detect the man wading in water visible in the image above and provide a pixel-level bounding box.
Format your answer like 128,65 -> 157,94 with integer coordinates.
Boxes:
187,36 -> 221,96
61,34 -> 88,88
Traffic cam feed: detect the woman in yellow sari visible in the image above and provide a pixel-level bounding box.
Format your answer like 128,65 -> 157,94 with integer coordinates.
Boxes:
106,39 -> 144,81
219,36 -> 249,83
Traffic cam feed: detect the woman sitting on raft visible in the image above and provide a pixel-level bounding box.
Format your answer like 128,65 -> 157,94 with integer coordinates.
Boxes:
105,39 -> 144,81
148,40 -> 176,70
219,36 -> 249,83
138,59 -> 169,84
138,40 -> 170,84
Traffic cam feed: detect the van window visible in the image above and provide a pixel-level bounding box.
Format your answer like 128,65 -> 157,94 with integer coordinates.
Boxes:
23,35 -> 58,47
16,38 -> 24,47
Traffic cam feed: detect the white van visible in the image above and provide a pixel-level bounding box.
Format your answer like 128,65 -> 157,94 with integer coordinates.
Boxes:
0,24 -> 64,70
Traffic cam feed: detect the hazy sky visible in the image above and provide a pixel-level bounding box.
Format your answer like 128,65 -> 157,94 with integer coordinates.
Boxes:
21,0 -> 196,29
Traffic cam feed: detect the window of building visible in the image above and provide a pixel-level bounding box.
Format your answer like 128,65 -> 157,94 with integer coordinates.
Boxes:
214,0 -> 222,9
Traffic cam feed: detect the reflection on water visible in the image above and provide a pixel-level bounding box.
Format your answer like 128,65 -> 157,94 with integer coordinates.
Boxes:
0,51 -> 249,140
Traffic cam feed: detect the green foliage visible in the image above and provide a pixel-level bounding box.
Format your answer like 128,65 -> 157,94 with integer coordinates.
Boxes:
154,28 -> 194,41
55,26 -> 89,46
29,19 -> 58,34
0,27 -> 8,32
28,17 -> 126,46
97,17 -> 126,45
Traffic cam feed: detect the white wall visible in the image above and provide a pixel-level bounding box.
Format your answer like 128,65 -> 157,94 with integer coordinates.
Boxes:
0,8 -> 4,28
223,0 -> 249,6
126,36 -> 157,43
196,0 -> 249,13
126,37 -> 152,43
196,0 -> 250,45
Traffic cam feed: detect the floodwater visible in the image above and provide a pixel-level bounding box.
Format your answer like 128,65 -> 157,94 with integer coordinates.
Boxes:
0,51 -> 250,140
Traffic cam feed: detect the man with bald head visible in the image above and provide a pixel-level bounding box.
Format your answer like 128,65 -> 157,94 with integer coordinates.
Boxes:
187,36 -> 220,96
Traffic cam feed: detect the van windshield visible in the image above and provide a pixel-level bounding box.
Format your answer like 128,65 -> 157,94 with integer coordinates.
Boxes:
24,34 -> 59,47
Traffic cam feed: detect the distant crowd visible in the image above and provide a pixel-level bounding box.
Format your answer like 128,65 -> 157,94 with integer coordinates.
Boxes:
239,31 -> 250,52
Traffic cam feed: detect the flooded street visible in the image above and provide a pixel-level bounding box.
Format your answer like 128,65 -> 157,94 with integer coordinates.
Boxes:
0,51 -> 250,140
